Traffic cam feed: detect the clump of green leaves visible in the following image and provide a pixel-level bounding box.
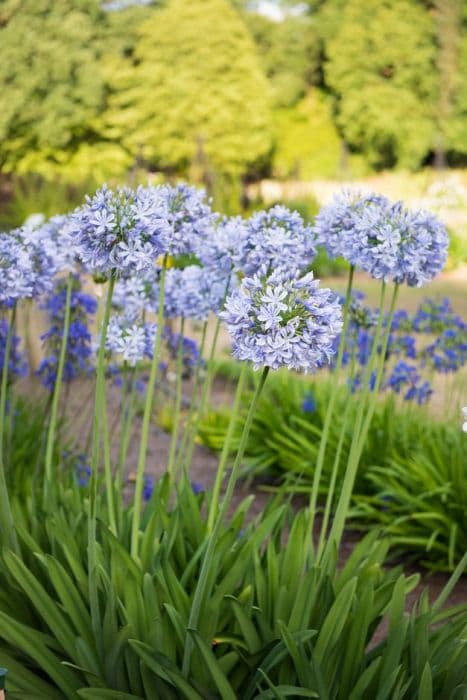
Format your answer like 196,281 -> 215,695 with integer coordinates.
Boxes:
198,363 -> 467,571
1,475 -> 466,698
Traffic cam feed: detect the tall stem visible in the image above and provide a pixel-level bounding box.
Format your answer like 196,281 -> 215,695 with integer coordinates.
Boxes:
356,284 -> 399,457
175,320 -> 208,471
102,393 -> 117,535
308,266 -> 354,533
323,281 -> 391,558
0,303 -> 19,553
167,316 -> 185,478
207,363 -> 247,533
43,274 -> 73,507
115,363 -> 135,531
87,274 -> 115,658
183,366 -> 269,677
130,258 -> 167,559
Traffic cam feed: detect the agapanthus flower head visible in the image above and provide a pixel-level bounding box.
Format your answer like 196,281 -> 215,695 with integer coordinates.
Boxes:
196,215 -> 247,274
386,203 -> 449,287
150,183 -> 217,257
313,190 -> 390,263
164,265 -> 228,320
0,226 -> 56,304
22,214 -> 79,274
113,266 -> 161,320
314,191 -> 448,286
234,205 -> 319,278
105,314 -> 157,366
69,184 -> 169,276
220,269 -> 342,371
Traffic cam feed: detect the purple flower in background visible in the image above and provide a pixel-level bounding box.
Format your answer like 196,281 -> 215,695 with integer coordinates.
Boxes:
221,269 -> 342,372
196,216 -> 247,274
302,392 -> 316,413
143,475 -> 155,501
164,265 -> 229,320
0,320 -> 28,379
37,276 -> 97,390
191,481 -> 205,495
105,314 -> 158,366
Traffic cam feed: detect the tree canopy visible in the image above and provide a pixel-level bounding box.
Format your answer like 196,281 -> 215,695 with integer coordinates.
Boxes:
103,0 -> 273,176
0,0 -> 466,181
0,0 -> 105,173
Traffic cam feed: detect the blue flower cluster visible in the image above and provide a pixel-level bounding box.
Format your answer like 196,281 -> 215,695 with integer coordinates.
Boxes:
165,328 -> 202,379
37,276 -> 97,391
69,184 -> 216,278
338,292 -> 465,404
105,315 -> 157,367
221,270 -> 343,371
0,227 -> 55,306
314,191 -> 448,286
164,265 -> 228,321
0,320 -> 28,379
233,205 -> 318,278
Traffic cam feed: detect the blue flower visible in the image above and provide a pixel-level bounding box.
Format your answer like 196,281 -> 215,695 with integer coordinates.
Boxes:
37,276 -> 97,390
220,269 -> 343,372
302,392 -> 316,413
143,475 -> 155,501
233,205 -> 319,278
314,191 -> 448,286
0,320 -> 28,379
69,185 -> 169,277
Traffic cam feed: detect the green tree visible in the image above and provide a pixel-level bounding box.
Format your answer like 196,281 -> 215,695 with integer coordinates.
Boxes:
243,12 -> 321,107
436,0 -> 467,165
322,0 -> 438,169
0,0 -> 106,175
103,0 -> 273,176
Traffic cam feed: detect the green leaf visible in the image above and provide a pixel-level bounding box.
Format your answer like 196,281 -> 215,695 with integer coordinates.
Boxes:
187,629 -> 237,700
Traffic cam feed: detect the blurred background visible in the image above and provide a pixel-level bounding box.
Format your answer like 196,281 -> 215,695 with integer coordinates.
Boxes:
1,0 -> 466,275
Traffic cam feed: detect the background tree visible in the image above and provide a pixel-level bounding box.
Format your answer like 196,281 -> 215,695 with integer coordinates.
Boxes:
0,0 -> 106,174
103,0 -> 273,178
321,0 -> 438,169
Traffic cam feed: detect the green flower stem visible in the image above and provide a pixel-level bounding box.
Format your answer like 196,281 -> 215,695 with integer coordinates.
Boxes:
115,363 -> 136,531
88,274 -> 115,658
182,365 -> 269,677
207,362 -> 248,533
0,303 -> 19,553
43,274 -> 73,508
356,284 -> 399,458
130,257 -> 168,559
308,266 -> 354,534
101,391 -> 117,535
174,320 -> 208,472
167,316 -> 185,478
323,281 -> 389,559
317,348 -> 357,558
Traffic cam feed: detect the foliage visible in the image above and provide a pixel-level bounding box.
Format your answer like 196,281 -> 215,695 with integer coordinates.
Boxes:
1,476 -> 466,698
102,0 -> 273,176
198,362 -> 467,571
0,176 -> 96,230
0,0 -> 106,175
321,0 -> 438,169
3,396 -> 76,500
243,11 -> 321,107
353,438 -> 467,572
